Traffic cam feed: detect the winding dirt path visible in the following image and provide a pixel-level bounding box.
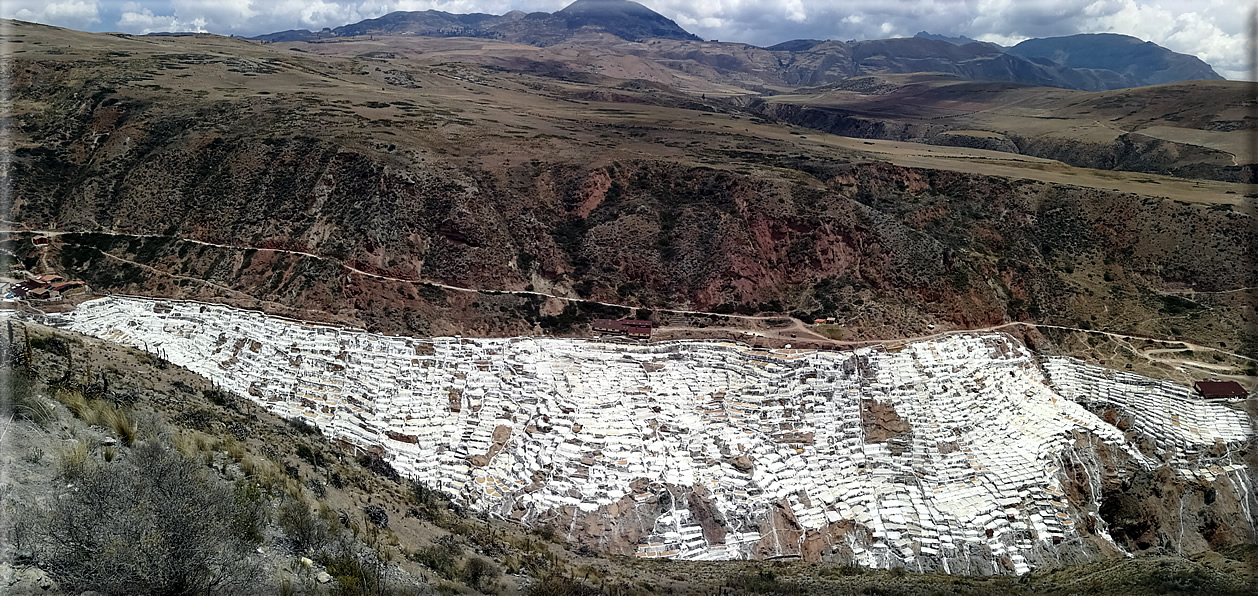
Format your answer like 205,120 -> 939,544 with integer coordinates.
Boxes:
3,227 -> 1254,365
3,228 -> 800,322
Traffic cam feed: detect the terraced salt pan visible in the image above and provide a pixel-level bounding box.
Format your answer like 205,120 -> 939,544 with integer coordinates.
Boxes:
1043,359 -> 1251,478
47,297 -> 1253,572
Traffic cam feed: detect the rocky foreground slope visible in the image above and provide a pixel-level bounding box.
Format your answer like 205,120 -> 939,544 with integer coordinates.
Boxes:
37,296 -> 1257,574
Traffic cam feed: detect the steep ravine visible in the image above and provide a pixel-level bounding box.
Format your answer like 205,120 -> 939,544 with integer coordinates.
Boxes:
752,101 -> 1253,183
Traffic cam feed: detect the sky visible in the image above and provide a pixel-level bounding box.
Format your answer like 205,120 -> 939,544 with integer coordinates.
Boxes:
2,0 -> 1252,78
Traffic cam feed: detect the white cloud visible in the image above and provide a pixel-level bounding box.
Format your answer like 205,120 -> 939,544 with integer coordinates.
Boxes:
116,1 -> 199,33
2,0 -> 101,30
1089,0 -> 1249,78
783,0 -> 806,24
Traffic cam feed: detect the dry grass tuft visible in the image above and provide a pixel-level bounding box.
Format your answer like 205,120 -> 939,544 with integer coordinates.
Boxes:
173,430 -> 204,456
50,386 -> 139,445
57,440 -> 90,479
95,402 -> 138,446
3,371 -> 57,425
224,439 -> 246,462
54,387 -> 94,424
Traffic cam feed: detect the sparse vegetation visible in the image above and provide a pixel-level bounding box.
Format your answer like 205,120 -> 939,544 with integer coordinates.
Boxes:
29,440 -> 264,594
0,369 -> 56,425
410,539 -> 461,580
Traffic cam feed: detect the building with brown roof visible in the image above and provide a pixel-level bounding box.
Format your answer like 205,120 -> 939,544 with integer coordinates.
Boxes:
50,281 -> 86,294
592,319 -> 653,338
9,280 -> 42,298
1194,380 -> 1247,400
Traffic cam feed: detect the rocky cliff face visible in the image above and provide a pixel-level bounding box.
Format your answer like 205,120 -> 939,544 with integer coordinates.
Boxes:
10,67 -> 1256,351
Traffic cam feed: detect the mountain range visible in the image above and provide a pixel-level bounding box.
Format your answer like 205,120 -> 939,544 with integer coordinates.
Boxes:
251,0 -> 1221,91
257,0 -> 699,46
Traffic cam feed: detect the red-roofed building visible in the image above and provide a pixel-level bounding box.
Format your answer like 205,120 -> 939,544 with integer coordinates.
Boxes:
592,319 -> 653,338
1194,380 -> 1248,400
9,280 -> 42,298
50,281 -> 85,294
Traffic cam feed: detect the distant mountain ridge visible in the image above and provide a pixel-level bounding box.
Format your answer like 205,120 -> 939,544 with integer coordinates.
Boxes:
253,0 -> 698,45
251,1 -> 1223,91
913,31 -> 997,48
915,31 -> 1222,86
1006,33 -> 1223,86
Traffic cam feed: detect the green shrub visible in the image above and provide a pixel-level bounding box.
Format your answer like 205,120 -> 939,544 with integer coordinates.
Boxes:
724,570 -> 805,595
318,550 -> 383,596
231,481 -> 267,545
459,556 -> 499,591
531,524 -> 557,542
286,416 -> 322,436
526,574 -> 601,596
295,443 -> 327,467
411,480 -> 443,508
277,497 -> 337,554
409,540 -> 461,580
204,388 -> 237,409
31,440 -> 263,594
356,453 -> 400,482
27,335 -> 69,357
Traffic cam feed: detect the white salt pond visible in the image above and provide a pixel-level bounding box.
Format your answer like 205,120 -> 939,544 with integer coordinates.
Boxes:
41,296 -> 1254,572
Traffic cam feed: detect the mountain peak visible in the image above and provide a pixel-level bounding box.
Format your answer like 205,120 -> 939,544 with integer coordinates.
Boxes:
914,31 -> 1000,49
560,0 -> 656,15
557,0 -> 700,42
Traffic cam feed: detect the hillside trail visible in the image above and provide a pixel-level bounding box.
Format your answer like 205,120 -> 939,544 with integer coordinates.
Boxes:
1,227 -> 800,321
3,226 -> 1254,364
1158,286 -> 1258,296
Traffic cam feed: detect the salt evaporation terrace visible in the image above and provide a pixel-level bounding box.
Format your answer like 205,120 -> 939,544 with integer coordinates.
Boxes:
47,297 -> 1253,572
